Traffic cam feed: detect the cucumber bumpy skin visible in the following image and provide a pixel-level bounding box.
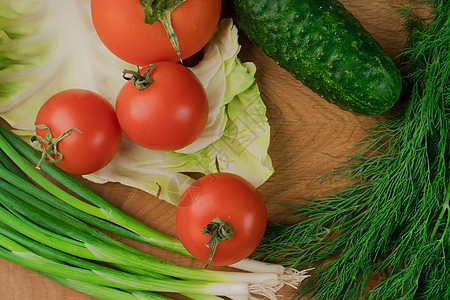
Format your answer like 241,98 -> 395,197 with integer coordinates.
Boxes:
230,0 -> 402,116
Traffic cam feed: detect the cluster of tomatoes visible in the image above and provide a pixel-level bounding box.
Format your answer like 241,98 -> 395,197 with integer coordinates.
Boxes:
34,0 -> 267,268
36,0 -> 223,175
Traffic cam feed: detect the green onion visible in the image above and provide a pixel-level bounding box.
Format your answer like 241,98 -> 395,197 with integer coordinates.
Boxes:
0,224 -> 217,300
0,182 -> 279,285
0,148 -> 149,245
0,126 -> 306,299
0,124 -> 311,299
0,231 -> 251,298
38,273 -> 172,300
0,148 -> 27,180
0,124 -> 309,281
0,125 -> 185,254
0,167 -> 150,256
0,196 -> 275,298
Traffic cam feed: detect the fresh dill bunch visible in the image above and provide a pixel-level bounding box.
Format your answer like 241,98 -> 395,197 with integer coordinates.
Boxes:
256,1 -> 450,299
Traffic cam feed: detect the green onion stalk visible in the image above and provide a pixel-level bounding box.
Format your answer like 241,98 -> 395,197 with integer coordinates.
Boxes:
0,156 -> 272,299
0,124 -> 309,298
0,227 -> 245,299
0,124 -> 301,275
0,183 -> 274,284
38,273 -> 173,300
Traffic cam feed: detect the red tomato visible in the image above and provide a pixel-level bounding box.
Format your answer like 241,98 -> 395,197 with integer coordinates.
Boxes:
91,0 -> 222,65
35,89 -> 121,175
176,172 -> 268,266
115,61 -> 209,151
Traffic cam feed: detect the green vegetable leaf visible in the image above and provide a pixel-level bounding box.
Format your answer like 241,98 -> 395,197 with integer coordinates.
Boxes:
0,0 -> 132,130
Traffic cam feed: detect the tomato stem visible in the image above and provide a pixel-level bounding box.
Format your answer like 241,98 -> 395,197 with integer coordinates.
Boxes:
139,0 -> 186,62
122,65 -> 155,91
201,217 -> 234,269
159,10 -> 182,62
31,124 -> 81,170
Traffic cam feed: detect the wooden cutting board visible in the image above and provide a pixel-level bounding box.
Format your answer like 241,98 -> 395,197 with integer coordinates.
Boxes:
0,1 -> 429,299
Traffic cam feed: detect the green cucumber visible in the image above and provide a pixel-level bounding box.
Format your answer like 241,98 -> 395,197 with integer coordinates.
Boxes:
230,0 -> 402,116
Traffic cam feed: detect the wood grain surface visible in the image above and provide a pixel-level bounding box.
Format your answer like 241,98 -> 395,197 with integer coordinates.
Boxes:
0,1 -> 430,299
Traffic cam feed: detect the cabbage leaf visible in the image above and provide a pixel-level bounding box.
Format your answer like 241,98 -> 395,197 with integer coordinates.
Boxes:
0,1 -> 130,128
0,0 -> 273,205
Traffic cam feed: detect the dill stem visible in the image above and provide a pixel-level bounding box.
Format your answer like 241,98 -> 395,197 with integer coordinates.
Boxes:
318,212 -> 365,236
429,179 -> 450,242
413,179 -> 450,287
